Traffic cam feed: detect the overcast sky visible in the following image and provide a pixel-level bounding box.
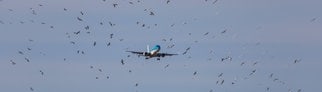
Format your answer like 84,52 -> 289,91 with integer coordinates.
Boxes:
1,0 -> 322,92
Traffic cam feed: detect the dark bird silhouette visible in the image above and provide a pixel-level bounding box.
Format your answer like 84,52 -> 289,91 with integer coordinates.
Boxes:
121,59 -> 125,65
204,32 -> 209,35
166,0 -> 170,4
109,21 -> 115,26
240,62 -> 245,66
77,17 -> 83,21
25,58 -> 30,62
253,62 -> 258,66
164,64 -> 170,68
90,66 -> 94,69
149,11 -> 155,16
39,70 -> 44,75
294,59 -> 301,64
98,69 -> 102,72
29,87 -> 34,91
18,51 -> 24,55
221,29 -> 227,34
110,34 -> 114,39
113,4 -> 118,8
80,11 -> 84,15
74,31 -> 80,35
193,71 -> 197,76
218,73 -> 223,77
70,41 -> 75,45
135,83 -> 139,87
221,80 -> 225,85
84,26 -> 89,30
213,0 -> 219,4
269,73 -> 274,78
10,60 -> 16,65
266,87 -> 270,91
63,8 -> 67,11
221,56 -> 232,62
93,41 -> 97,46
297,89 -> 302,92
249,69 -> 256,75
106,42 -> 111,46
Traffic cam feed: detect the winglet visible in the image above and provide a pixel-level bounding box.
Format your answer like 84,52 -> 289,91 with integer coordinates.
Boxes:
147,45 -> 150,52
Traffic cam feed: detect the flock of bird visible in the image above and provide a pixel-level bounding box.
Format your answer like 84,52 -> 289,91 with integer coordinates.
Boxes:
1,0 -> 311,92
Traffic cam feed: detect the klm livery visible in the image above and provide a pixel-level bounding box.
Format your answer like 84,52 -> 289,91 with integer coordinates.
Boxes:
126,45 -> 178,60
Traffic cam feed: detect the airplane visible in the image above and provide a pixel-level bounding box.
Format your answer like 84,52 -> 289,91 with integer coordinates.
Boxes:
126,45 -> 178,60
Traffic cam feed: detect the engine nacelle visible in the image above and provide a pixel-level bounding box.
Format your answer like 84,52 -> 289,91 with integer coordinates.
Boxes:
143,52 -> 149,56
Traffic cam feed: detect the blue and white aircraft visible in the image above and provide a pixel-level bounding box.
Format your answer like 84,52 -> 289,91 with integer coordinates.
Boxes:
126,45 -> 178,60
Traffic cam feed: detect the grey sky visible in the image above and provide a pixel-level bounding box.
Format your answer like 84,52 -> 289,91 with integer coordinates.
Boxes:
1,0 -> 322,92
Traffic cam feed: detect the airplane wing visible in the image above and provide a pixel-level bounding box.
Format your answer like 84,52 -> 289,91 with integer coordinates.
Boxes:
156,53 -> 178,57
126,51 -> 145,55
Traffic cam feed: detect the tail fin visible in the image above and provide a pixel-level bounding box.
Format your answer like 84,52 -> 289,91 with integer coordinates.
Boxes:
147,45 -> 150,52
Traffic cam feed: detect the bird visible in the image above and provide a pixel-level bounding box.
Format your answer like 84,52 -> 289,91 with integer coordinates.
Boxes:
294,59 -> 301,64
240,62 -> 245,66
220,80 -> 225,85
193,71 -> 197,76
74,31 -> 80,35
109,22 -> 115,26
63,8 -> 67,11
98,69 -> 102,72
166,0 -> 170,4
149,11 -> 155,16
249,69 -> 256,75
164,64 -> 170,68
84,26 -> 89,30
135,83 -> 139,87
29,87 -> 34,91
80,11 -> 84,15
204,32 -> 209,35
106,42 -> 111,47
39,70 -> 44,75
218,73 -> 223,77
253,62 -> 258,66
121,59 -> 125,65
110,34 -> 114,39
221,56 -> 232,62
77,17 -> 83,21
25,58 -> 30,62
10,60 -> 16,65
212,0 -> 219,4
93,41 -> 97,46
27,48 -> 31,51
113,4 -> 118,8
221,29 -> 227,34
18,51 -> 24,55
